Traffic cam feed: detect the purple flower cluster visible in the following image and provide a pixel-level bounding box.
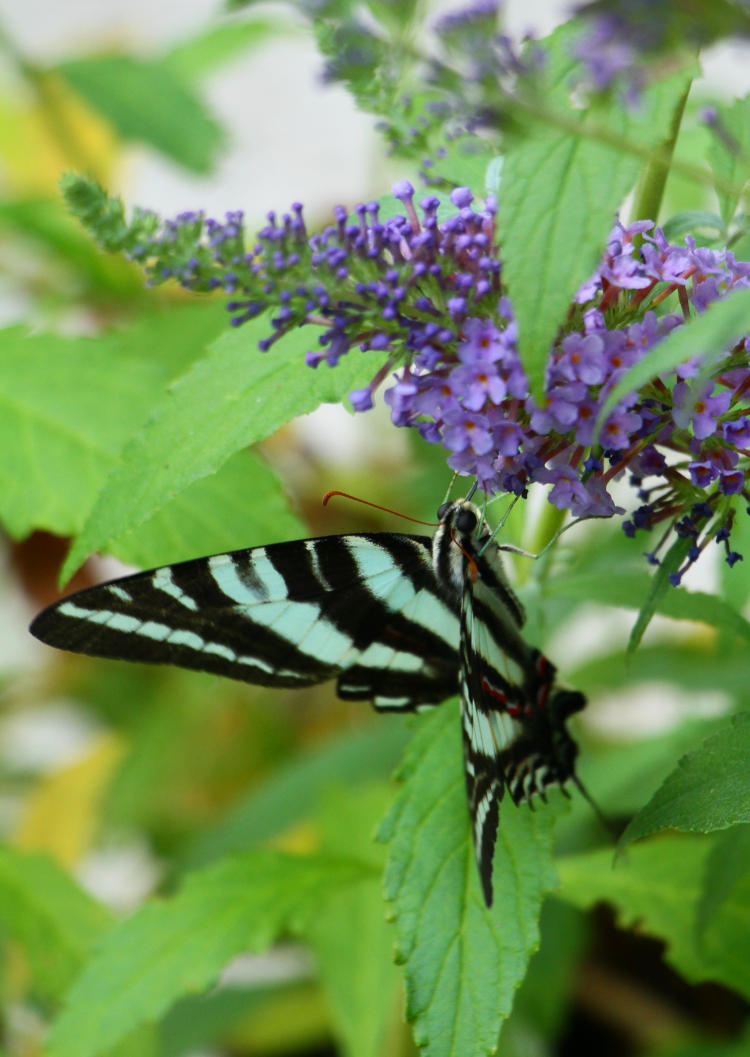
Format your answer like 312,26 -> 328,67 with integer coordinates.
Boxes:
359,192 -> 750,581
131,179 -> 750,583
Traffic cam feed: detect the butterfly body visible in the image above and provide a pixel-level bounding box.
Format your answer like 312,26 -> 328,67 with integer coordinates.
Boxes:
30,499 -> 585,905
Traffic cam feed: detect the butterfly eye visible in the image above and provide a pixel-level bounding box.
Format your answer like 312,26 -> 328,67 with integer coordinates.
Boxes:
436,501 -> 451,520
455,508 -> 478,534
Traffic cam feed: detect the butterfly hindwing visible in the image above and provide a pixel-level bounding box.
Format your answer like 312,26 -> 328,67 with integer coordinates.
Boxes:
458,563 -> 536,905
436,501 -> 585,906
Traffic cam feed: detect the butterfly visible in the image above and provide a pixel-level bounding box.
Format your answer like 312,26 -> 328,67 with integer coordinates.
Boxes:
30,497 -> 585,905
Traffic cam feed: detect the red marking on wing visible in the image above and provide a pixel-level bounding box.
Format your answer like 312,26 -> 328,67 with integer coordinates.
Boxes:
480,675 -> 526,716
537,682 -> 550,710
480,675 -> 507,706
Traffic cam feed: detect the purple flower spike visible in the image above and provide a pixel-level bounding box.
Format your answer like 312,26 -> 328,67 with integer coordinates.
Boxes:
349,387 -> 374,411
391,179 -> 415,202
450,187 -> 474,209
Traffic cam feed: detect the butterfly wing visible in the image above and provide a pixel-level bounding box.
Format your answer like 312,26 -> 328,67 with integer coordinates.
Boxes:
459,559 -> 584,906
458,569 -> 532,906
30,533 -> 461,710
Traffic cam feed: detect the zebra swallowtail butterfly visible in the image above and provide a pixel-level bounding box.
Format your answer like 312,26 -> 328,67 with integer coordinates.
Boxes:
30,498 -> 585,906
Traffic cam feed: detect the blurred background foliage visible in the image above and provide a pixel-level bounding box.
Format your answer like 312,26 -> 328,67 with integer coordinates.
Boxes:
0,2 -> 749,1056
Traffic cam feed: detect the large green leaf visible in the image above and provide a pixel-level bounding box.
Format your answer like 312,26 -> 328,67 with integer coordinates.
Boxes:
110,447 -> 305,569
57,55 -> 225,173
0,307 -> 229,541
0,847 -> 110,1002
44,851 -> 371,1057
558,835 -> 750,998
62,323 -> 384,580
619,713 -> 750,847
0,326 -> 161,539
498,26 -> 693,397
378,702 -> 561,1057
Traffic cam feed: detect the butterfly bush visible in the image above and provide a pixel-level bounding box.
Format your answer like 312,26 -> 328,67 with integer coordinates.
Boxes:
122,180 -> 750,584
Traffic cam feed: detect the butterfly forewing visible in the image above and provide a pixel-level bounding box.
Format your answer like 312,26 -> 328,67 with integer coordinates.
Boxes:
30,533 -> 460,707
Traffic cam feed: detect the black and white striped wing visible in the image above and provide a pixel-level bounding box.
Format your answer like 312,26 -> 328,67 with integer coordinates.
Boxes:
459,566 -> 583,906
458,569 -> 539,906
30,533 -> 461,710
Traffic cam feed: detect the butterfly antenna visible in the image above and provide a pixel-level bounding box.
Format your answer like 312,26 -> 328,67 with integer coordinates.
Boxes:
321,490 -> 437,527
486,512 -> 592,561
476,493 -> 522,556
532,515 -> 593,559
438,472 -> 460,508
439,474 -> 479,507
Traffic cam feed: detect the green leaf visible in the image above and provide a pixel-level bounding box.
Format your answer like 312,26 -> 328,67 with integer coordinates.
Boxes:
61,323 -> 384,580
660,209 -> 726,241
594,286 -> 750,440
162,18 -> 280,80
706,95 -> 750,226
44,851 -> 370,1057
557,835 -> 750,998
302,785 -> 400,1057
546,566 -> 750,643
184,717 -> 412,868
378,702 -> 560,1057
110,447 -> 305,568
498,25 -> 692,397
573,637 -> 750,704
627,535 -> 692,654
57,55 -> 225,173
619,713 -> 750,848
696,824 -> 750,940
0,306 -> 227,541
0,329 -> 161,540
429,141 -> 499,194
0,846 -> 110,1002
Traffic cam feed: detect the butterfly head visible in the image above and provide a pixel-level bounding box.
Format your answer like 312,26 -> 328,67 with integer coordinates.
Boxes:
435,499 -> 484,539
432,500 -> 489,597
